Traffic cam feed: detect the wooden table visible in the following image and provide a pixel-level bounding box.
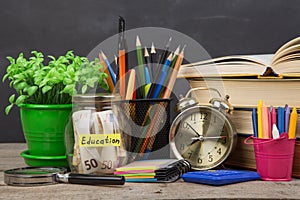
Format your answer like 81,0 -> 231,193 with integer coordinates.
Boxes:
0,143 -> 300,200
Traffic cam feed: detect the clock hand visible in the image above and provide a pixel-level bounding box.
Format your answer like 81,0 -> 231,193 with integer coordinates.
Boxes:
191,136 -> 226,140
186,123 -> 201,137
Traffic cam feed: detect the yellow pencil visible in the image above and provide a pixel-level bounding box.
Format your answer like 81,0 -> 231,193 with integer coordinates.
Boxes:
257,100 -> 263,138
288,107 -> 297,139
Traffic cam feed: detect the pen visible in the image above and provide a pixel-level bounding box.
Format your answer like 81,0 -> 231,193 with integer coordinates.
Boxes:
288,107 -> 297,139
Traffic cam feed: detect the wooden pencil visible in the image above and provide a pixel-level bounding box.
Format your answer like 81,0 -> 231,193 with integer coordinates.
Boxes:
162,46 -> 185,98
99,53 -> 115,93
136,36 -> 146,97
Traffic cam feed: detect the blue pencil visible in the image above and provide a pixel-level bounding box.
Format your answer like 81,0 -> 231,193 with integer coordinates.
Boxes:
252,108 -> 258,138
101,51 -> 116,85
150,53 -> 173,99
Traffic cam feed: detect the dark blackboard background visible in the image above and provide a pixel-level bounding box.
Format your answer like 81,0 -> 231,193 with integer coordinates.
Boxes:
1,0 -> 300,142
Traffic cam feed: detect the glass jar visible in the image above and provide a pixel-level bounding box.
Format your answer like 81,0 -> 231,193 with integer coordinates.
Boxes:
65,93 -> 125,175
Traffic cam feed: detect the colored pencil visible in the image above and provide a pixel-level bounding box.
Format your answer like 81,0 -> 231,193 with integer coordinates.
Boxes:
150,42 -> 156,79
147,37 -> 172,98
150,53 -> 173,99
118,16 -> 126,99
99,53 -> 114,93
101,51 -> 116,85
162,46 -> 185,98
136,36 -> 146,97
126,69 -> 136,100
144,46 -> 151,81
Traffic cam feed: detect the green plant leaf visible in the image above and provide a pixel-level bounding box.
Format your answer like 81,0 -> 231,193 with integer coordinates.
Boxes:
82,85 -> 87,94
15,95 -> 27,105
42,85 -> 52,94
27,86 -> 38,96
5,104 -> 14,115
9,94 -> 15,104
14,82 -> 28,90
2,74 -> 9,82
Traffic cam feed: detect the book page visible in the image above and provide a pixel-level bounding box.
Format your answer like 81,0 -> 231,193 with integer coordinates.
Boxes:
273,36 -> 300,60
178,54 -> 273,78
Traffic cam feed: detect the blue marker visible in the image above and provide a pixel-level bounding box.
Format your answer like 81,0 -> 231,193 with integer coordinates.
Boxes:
252,108 -> 258,138
277,107 -> 285,134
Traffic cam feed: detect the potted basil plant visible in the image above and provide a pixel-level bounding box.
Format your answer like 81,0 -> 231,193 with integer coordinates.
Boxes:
2,50 -> 108,166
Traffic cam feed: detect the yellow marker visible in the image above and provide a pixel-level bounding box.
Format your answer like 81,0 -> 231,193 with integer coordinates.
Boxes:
257,100 -> 263,138
288,107 -> 297,139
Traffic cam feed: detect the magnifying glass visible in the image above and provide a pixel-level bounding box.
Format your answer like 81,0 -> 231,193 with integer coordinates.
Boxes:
4,167 -> 125,187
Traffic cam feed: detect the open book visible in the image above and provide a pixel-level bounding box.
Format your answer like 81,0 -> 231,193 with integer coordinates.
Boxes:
178,36 -> 300,78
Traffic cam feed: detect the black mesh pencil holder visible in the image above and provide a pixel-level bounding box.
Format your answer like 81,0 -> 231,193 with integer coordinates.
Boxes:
113,98 -> 171,163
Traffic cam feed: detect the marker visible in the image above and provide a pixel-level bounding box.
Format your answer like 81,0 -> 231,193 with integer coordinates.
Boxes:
261,101 -> 269,139
277,107 -> 285,134
285,104 -> 291,133
252,108 -> 258,138
288,107 -> 297,139
271,106 -> 277,125
257,100 -> 263,138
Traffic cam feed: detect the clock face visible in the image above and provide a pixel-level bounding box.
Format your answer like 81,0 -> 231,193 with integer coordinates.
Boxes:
170,106 -> 236,170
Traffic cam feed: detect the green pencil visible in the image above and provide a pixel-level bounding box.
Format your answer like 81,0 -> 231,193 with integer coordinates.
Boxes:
136,35 -> 146,97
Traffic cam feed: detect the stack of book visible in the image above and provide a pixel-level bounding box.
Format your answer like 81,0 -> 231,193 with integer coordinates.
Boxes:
178,36 -> 300,178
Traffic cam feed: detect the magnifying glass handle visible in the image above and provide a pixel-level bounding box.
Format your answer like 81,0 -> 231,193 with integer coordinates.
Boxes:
56,173 -> 125,185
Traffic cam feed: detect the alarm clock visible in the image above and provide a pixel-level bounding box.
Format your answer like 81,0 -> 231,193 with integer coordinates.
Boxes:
169,87 -> 237,170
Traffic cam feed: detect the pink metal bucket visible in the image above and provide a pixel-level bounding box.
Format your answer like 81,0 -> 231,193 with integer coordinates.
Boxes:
244,133 -> 295,181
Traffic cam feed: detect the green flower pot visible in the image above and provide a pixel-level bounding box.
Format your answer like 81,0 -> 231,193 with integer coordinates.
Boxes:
20,104 -> 72,157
